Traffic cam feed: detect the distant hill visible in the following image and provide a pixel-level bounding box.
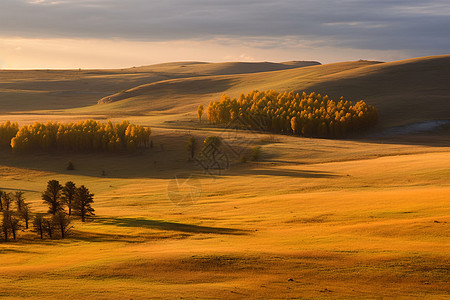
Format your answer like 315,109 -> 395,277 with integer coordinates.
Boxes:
0,60 -> 319,112
127,61 -> 321,76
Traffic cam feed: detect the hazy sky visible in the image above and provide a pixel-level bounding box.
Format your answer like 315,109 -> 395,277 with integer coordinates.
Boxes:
0,0 -> 449,69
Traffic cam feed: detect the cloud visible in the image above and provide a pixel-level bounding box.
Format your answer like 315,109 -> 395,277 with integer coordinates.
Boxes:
0,0 -> 448,64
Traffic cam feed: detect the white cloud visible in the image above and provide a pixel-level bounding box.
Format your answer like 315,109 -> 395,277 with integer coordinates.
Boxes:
394,3 -> 450,16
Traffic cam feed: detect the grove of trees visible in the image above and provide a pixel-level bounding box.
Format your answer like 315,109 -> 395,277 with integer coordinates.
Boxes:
0,120 -> 151,153
0,121 -> 19,147
205,90 -> 378,138
0,180 -> 95,242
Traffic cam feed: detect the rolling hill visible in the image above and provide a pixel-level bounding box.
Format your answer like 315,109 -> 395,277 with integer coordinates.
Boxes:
0,60 -> 319,113
0,56 -> 449,299
95,55 -> 450,128
1,55 -> 449,129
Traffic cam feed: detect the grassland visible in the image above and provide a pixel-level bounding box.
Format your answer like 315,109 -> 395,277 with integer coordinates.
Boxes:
0,55 -> 449,299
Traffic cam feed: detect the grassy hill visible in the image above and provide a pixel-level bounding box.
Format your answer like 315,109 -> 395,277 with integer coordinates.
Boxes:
1,55 -> 449,129
0,127 -> 449,299
0,60 -> 319,113
96,56 -> 450,128
0,56 -> 449,299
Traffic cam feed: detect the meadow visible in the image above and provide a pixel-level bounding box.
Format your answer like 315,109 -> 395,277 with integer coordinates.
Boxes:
0,55 -> 449,299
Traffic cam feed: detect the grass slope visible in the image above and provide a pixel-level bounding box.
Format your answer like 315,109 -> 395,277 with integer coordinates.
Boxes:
0,61 -> 319,113
0,56 -> 449,298
0,128 -> 449,299
2,55 -> 449,129
94,56 -> 450,128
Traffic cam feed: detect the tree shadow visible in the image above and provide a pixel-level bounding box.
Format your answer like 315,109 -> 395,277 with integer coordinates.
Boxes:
95,217 -> 248,235
230,167 -> 338,178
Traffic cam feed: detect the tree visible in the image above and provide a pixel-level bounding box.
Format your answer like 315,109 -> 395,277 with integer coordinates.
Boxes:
186,136 -> 197,159
290,116 -> 298,134
1,210 -> 19,241
8,213 -> 20,241
197,104 -> 204,122
62,181 -> 76,216
53,212 -> 71,239
0,190 -> 3,211
33,214 -> 45,240
14,191 -> 25,211
73,185 -> 95,222
42,180 -> 64,215
1,211 -> 10,242
18,202 -> 31,229
43,217 -> 54,239
9,120 -> 151,153
1,192 -> 12,211
202,136 -> 222,162
204,90 -> 378,138
204,136 -> 221,148
251,146 -> 261,161
66,161 -> 75,170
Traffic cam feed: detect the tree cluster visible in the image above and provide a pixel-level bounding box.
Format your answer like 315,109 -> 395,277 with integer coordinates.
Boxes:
206,90 -> 378,138
0,180 -> 95,242
0,191 -> 30,242
0,121 -> 19,147
8,120 -> 151,152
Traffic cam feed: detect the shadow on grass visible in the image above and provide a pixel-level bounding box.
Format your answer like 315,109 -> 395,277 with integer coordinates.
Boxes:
96,217 -> 248,235
232,167 -> 338,178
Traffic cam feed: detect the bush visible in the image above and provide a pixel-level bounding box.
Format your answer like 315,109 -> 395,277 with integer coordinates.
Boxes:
66,161 -> 75,170
251,146 -> 261,161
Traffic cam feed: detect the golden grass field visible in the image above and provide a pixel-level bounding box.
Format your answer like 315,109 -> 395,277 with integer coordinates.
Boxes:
0,56 -> 449,299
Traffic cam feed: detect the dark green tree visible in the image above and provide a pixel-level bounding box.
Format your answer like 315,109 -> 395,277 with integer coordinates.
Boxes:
42,180 -> 64,215
73,186 -> 95,222
1,211 -> 10,242
33,214 -> 45,240
1,192 -> 12,211
62,181 -> 76,216
186,136 -> 197,159
14,191 -> 25,211
53,211 -> 71,239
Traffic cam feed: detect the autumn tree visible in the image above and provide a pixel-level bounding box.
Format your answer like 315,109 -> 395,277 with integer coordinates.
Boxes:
204,90 -> 378,138
290,116 -> 299,134
42,180 -> 64,215
73,185 -> 95,222
0,121 -> 19,147
10,120 -> 151,153
197,104 -> 204,122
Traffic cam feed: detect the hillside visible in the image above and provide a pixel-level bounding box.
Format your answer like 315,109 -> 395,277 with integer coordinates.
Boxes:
0,56 -> 449,299
1,55 -> 449,130
0,61 -> 319,113
95,55 -> 450,128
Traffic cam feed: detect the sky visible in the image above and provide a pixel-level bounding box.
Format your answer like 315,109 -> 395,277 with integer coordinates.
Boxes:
0,0 -> 449,69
